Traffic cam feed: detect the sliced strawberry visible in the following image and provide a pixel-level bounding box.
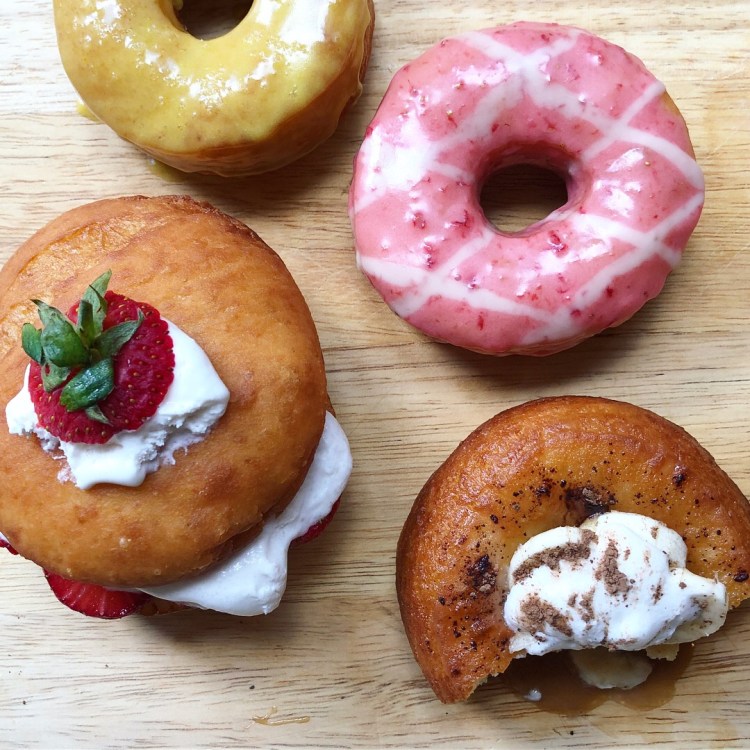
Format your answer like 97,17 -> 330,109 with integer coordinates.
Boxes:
28,286 -> 174,444
292,498 -> 341,546
93,292 -> 175,433
0,536 -> 18,555
29,367 -> 115,443
44,570 -> 150,619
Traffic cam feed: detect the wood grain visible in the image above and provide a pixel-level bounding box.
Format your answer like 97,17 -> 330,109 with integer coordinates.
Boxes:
1,1 -> 749,747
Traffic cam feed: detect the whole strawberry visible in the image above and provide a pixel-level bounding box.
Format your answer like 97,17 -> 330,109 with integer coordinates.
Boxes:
22,271 -> 175,444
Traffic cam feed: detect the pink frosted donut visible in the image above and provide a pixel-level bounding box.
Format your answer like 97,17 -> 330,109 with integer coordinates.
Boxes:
349,22 -> 704,355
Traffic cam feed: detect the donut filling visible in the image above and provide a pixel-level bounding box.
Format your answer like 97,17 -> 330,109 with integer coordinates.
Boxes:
504,511 -> 728,688
138,412 -> 352,615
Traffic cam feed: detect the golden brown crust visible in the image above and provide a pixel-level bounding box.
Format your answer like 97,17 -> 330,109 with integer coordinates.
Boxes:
0,195 -> 328,587
396,397 -> 750,703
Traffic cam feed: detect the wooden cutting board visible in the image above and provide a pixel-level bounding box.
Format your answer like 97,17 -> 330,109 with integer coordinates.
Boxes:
1,2 -> 749,747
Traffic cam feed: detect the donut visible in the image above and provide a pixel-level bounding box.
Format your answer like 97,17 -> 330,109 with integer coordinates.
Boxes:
0,195 -> 338,589
349,22 -> 704,355
53,1 -> 375,176
396,397 -> 750,702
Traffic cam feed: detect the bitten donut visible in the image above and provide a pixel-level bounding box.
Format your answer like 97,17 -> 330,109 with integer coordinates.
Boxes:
350,23 -> 704,355
396,397 -> 750,702
53,0 -> 375,176
0,196 -> 352,620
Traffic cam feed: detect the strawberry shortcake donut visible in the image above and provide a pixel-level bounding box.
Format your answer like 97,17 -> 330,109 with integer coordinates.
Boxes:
0,196 -> 352,619
349,22 -> 705,355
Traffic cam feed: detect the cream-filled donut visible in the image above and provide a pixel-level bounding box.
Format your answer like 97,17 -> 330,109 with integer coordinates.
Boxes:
54,0 -> 375,176
350,22 -> 704,355
0,196 -> 343,593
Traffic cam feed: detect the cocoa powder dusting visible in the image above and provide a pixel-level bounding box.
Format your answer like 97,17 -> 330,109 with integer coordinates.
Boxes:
519,594 -> 573,637
595,539 -> 631,596
564,485 -> 616,516
467,554 -> 497,595
578,589 -> 595,624
672,468 -> 687,487
513,529 -> 597,583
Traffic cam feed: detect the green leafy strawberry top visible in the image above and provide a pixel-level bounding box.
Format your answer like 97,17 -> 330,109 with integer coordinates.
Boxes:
22,271 -> 142,424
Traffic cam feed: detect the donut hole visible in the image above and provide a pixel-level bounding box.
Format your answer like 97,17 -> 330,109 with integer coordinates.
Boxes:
176,0 -> 253,40
480,164 -> 569,234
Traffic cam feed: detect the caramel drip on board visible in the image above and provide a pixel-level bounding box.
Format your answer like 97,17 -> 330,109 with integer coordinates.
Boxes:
501,646 -> 693,715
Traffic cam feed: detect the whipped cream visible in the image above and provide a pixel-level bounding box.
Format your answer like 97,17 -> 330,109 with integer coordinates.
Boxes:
5,320 -> 229,489
138,412 -> 352,616
504,511 -> 728,658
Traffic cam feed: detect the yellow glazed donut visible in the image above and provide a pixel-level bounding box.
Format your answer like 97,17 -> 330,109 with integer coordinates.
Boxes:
53,0 -> 375,176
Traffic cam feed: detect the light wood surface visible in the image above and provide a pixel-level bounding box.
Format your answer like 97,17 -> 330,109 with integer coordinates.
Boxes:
1,2 -> 749,748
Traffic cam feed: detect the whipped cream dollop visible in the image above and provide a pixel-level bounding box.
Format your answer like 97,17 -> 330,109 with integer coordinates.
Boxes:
504,511 -> 728,658
5,320 -> 230,489
138,412 -> 352,616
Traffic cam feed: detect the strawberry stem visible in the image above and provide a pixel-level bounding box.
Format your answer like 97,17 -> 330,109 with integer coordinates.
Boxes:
60,357 -> 115,412
21,324 -> 43,364
94,310 -> 144,359
35,300 -> 89,367
40,362 -> 72,391
22,271 -> 143,416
